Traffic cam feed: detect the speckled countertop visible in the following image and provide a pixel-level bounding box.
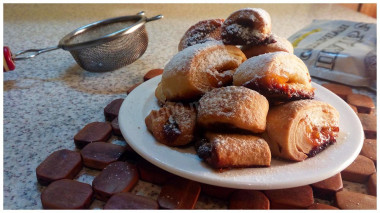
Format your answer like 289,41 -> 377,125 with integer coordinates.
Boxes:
3,4 -> 376,209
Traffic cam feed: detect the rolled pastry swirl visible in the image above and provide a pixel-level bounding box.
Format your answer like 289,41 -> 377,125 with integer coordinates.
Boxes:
161,42 -> 246,101
196,133 -> 271,169
264,100 -> 339,161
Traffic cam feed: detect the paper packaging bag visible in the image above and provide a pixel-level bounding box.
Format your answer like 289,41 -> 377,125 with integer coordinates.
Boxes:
288,20 -> 376,91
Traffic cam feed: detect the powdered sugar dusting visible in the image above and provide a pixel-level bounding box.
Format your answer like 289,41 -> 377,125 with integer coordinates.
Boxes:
213,134 -> 267,155
164,41 -> 224,78
198,86 -> 258,118
269,34 -> 293,52
166,103 -> 196,130
250,8 -> 271,29
179,19 -> 223,50
162,41 -> 244,95
228,8 -> 271,29
197,48 -> 236,79
165,42 -> 212,77
234,52 -> 274,85
208,133 -> 271,166
222,8 -> 271,44
233,52 -> 312,89
224,24 -> 263,42
197,86 -> 269,133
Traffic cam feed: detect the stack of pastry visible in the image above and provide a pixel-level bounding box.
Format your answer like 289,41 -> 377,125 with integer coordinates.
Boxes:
145,8 -> 340,170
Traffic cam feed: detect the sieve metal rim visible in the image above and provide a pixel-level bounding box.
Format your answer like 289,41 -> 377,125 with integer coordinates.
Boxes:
58,12 -> 149,51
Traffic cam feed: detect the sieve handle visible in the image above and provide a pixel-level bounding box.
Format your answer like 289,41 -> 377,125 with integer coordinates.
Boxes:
13,46 -> 60,61
146,14 -> 164,22
137,11 -> 163,22
3,46 -> 59,72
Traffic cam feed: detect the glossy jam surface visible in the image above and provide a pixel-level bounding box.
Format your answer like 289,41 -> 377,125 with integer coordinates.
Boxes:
242,77 -> 314,102
306,126 -> 339,157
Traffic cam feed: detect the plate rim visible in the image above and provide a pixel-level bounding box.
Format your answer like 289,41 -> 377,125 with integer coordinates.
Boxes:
119,75 -> 364,190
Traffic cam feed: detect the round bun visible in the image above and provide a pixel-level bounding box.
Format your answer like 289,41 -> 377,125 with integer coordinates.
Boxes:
233,52 -> 314,102
197,86 -> 269,133
221,8 -> 272,45
161,42 -> 247,101
241,34 -> 294,58
178,19 -> 224,51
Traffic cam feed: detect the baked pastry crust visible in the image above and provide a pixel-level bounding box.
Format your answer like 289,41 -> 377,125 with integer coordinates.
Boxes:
145,102 -> 197,146
264,100 -> 339,161
197,86 -> 269,133
233,52 -> 314,102
241,34 -> 294,58
196,133 -> 271,169
221,8 -> 272,45
154,82 -> 166,105
161,42 -> 246,101
178,19 -> 224,51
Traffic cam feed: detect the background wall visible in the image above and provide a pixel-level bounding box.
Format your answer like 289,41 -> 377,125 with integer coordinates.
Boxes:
340,3 -> 377,18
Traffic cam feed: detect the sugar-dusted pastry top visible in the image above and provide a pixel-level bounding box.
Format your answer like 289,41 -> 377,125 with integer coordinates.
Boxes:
178,19 -> 224,51
162,41 -> 246,101
233,51 -> 314,102
145,102 -> 197,146
197,133 -> 271,168
197,86 -> 269,133
241,34 -> 294,58
221,8 -> 272,45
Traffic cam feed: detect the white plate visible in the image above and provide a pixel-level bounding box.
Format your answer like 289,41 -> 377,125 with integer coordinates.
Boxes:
119,76 -> 364,190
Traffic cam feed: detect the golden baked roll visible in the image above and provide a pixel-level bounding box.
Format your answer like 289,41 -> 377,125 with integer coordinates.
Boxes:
241,34 -> 294,58
154,82 -> 166,105
221,8 -> 272,45
197,86 -> 269,133
264,100 -> 340,161
196,133 -> 271,169
233,52 -> 314,102
145,102 -> 197,146
178,19 -> 224,51
161,42 -> 246,101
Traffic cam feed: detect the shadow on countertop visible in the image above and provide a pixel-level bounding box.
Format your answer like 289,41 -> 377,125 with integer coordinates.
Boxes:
4,60 -> 148,95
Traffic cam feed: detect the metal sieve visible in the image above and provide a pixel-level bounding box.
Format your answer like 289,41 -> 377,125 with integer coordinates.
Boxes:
3,11 -> 163,72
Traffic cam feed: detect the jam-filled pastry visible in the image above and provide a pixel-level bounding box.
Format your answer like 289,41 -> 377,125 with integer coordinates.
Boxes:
197,86 -> 269,133
233,52 -> 314,102
221,8 -> 273,45
241,34 -> 294,58
145,102 -> 196,146
161,42 -> 246,102
264,100 -> 339,161
196,133 -> 271,169
178,19 -> 224,51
